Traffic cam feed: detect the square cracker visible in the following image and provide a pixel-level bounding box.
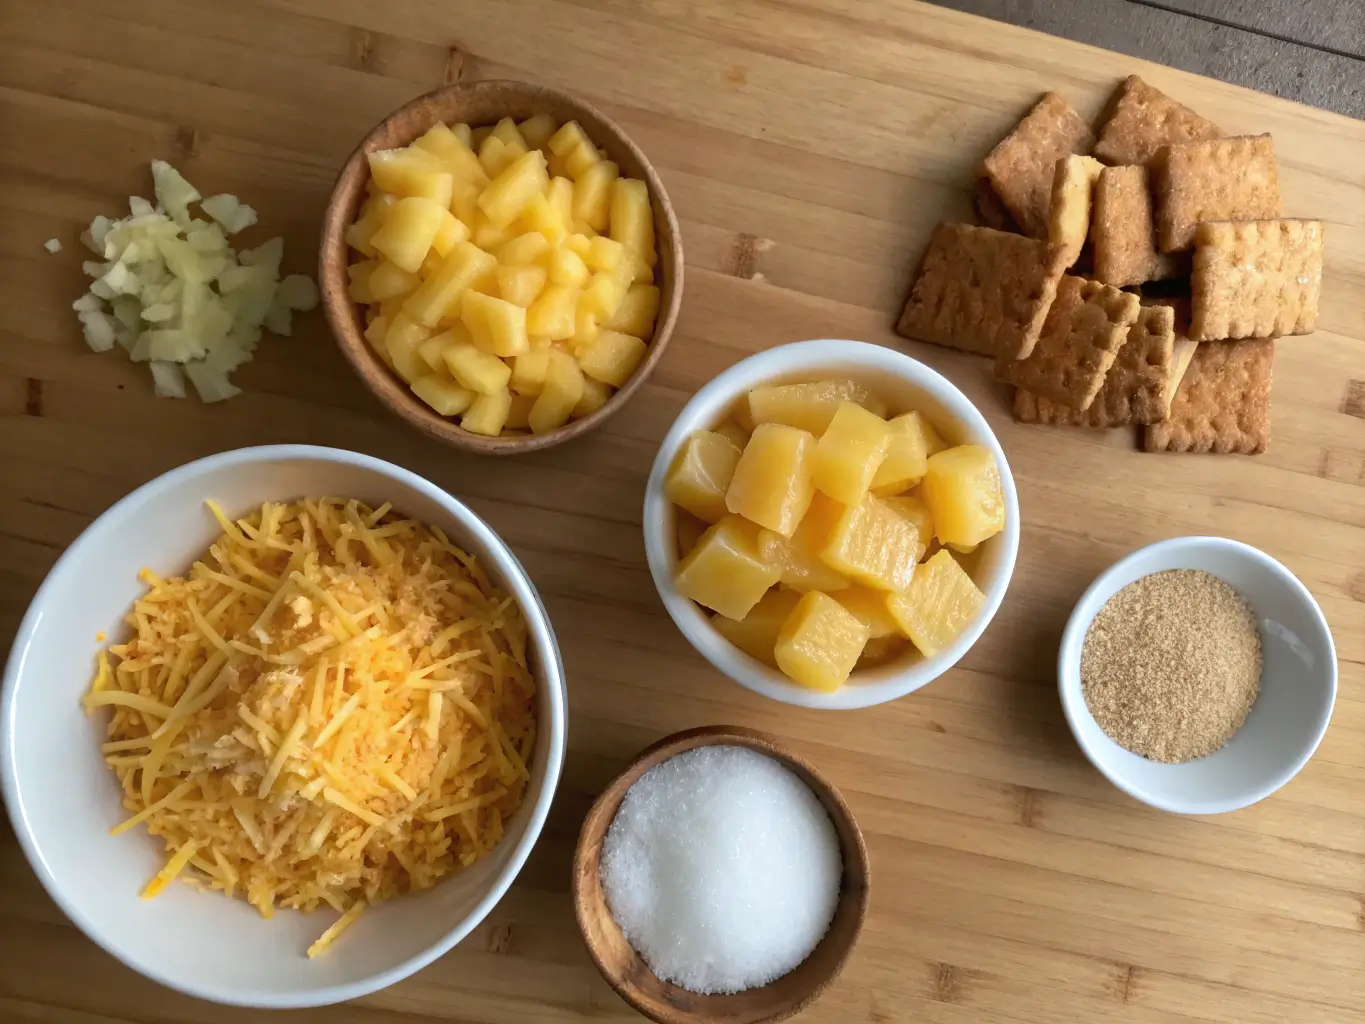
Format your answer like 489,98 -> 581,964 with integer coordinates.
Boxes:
982,92 -> 1094,239
1049,155 -> 1105,268
896,222 -> 1063,358
1154,134 -> 1281,252
1091,165 -> 1187,287
1144,338 -> 1273,454
972,176 -> 1019,232
1191,219 -> 1324,341
1094,75 -> 1222,167
997,275 -> 1141,409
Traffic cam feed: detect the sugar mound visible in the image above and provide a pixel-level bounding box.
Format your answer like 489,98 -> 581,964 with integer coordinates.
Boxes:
599,745 -> 842,995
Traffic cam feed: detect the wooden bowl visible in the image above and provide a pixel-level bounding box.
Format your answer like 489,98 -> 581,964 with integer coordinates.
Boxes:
572,726 -> 870,1024
318,80 -> 683,455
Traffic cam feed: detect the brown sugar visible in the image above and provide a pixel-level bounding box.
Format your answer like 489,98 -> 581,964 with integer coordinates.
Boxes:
1080,569 -> 1261,763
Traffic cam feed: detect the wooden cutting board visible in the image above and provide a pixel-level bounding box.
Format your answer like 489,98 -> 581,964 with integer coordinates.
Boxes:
2,1 -> 1363,1021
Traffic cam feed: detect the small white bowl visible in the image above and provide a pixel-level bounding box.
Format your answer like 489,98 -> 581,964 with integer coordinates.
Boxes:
1058,536 -> 1336,814
0,445 -> 567,1008
643,339 -> 1020,710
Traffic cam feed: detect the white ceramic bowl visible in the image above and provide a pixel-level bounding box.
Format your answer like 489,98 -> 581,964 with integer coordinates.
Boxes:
0,445 -> 567,1007
1058,536 -> 1336,814
643,339 -> 1020,710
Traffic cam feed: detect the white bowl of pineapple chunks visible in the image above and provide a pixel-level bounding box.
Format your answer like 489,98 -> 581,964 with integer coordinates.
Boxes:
320,81 -> 681,454
645,340 -> 1020,710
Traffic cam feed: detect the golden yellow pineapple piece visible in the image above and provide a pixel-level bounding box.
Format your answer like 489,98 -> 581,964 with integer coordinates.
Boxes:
666,430 -> 743,523
871,411 -> 942,495
774,591 -> 870,692
409,123 -> 486,185
370,196 -> 450,274
509,343 -> 550,397
496,264 -> 547,308
505,392 -> 536,431
518,113 -> 557,152
757,493 -> 849,594
496,232 -> 552,266
573,160 -> 619,231
920,445 -> 1005,547
814,402 -> 891,505
676,511 -> 709,559
442,340 -> 511,395
410,376 -> 475,417
526,284 -> 578,340
725,423 -> 817,538
527,349 -> 584,434
429,209 -> 469,257
382,313 -> 433,384
478,135 -> 526,179
367,148 -> 454,205
518,193 -> 568,247
712,419 -> 750,451
606,284 -> 661,338
881,494 -> 935,553
402,242 -> 497,326
345,193 -> 397,257
489,117 -> 527,150
609,178 -> 656,267
574,377 -> 611,418
546,177 -> 575,225
713,587 -> 803,668
577,329 -> 646,388
477,149 -> 549,229
747,379 -> 888,436
547,247 -> 590,288
820,494 -> 925,592
834,585 -> 903,638
887,549 -> 985,657
347,259 -> 417,304
547,120 -> 594,159
585,236 -> 626,272
858,634 -> 911,668
461,387 -> 512,436
674,515 -> 781,621
461,291 -> 528,358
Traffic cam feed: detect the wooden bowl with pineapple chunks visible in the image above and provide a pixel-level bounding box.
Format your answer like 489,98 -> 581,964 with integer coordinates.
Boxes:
319,80 -> 683,455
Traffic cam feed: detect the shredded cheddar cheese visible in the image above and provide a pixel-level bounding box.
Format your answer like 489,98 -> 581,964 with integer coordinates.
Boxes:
85,498 -> 537,957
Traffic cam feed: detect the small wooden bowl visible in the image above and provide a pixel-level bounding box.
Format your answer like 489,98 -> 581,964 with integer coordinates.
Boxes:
318,80 -> 684,455
572,726 -> 870,1024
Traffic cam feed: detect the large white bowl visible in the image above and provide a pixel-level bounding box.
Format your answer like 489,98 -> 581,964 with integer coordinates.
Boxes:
1058,536 -> 1336,814
643,340 -> 1020,710
0,445 -> 567,1007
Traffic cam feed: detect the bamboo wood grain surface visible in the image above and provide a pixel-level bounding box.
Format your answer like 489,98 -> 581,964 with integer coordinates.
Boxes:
2,1 -> 1364,1022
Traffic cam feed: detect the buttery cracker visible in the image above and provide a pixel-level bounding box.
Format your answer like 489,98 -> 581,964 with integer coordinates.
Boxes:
997,275 -> 1141,410
1145,339 -> 1273,454
1153,134 -> 1281,252
1049,155 -> 1106,269
972,176 -> 1019,232
982,92 -> 1095,239
896,222 -> 1063,358
1191,219 -> 1324,341
1144,297 -> 1199,414
1091,165 -> 1187,287
1093,75 -> 1222,167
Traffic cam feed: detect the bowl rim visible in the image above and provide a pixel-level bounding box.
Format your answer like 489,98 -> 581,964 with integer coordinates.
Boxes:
1057,535 -> 1338,815
318,79 -> 684,456
642,339 -> 1021,710
0,443 -> 568,1007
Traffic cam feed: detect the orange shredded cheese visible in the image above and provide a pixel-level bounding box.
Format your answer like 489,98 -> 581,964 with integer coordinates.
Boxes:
85,498 -> 537,957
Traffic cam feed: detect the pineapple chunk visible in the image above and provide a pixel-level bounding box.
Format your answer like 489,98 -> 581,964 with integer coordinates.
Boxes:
576,329 -> 646,388
443,340 -> 512,394
496,264 -> 548,308
429,209 -> 469,257
813,402 -> 891,505
528,348 -> 584,433
757,492 -> 849,593
384,313 -> 433,383
573,160 -> 619,231
568,302 -> 600,352
712,587 -> 803,668
518,113 -> 557,151
547,120 -> 594,157
747,379 -> 888,436
585,235 -> 626,272
606,284 -> 660,338
725,423 -> 817,538
547,177 -> 575,226
471,215 -> 514,251
608,178 -> 656,267
888,549 -> 985,657
510,343 -> 550,396
451,123 -> 472,147
478,150 -> 550,229
366,260 -> 419,301
364,315 -> 392,367
490,117 -> 527,151
573,376 -> 611,417
478,135 -> 526,179
871,411 -> 938,495
403,242 -> 497,326
450,180 -> 482,228
461,387 -> 513,436
505,391 -> 536,431
411,375 -> 476,417
461,291 -> 528,357
346,260 -> 377,303
774,591 -> 870,692
713,419 -> 750,451
563,233 -> 592,258
345,193 -> 397,256
547,247 -> 590,288
367,148 -> 454,205
370,197 -> 450,274
664,430 -> 743,523
518,193 -> 568,247
820,494 -> 925,592
418,329 -> 458,372
920,445 -> 1005,547
579,267 -> 632,321
858,635 -> 912,668
674,515 -> 781,620
676,512 -> 709,559
833,585 -> 903,638
564,142 -> 602,180
526,284 -> 578,340
881,494 -> 935,553
410,123 -> 487,184
496,232 -> 552,266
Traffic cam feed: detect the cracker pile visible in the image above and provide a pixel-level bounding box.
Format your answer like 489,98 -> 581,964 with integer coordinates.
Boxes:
899,75 -> 1326,456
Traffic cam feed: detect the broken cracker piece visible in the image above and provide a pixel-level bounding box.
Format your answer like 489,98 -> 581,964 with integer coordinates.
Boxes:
997,275 -> 1141,410
982,92 -> 1095,239
1144,297 -> 1199,413
1094,75 -> 1222,167
1191,219 -> 1323,341
1049,155 -> 1105,269
1144,338 -> 1273,454
1154,134 -> 1280,253
972,176 -> 1019,232
896,222 -> 1063,359
1091,165 -> 1187,287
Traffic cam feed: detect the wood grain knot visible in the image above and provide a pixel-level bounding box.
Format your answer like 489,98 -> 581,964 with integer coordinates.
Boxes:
1015,785 -> 1040,828
24,378 -> 42,417
487,923 -> 513,954
1115,964 -> 1138,1003
727,232 -> 770,280
175,126 -> 199,158
350,28 -> 376,69
1341,380 -> 1365,419
444,46 -> 468,84
726,65 -> 747,87
931,962 -> 958,1002
1349,572 -> 1365,603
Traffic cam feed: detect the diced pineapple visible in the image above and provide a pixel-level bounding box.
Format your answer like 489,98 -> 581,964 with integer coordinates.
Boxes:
713,419 -> 750,451
429,209 -> 470,257
496,232 -> 552,266
833,585 -> 903,638
418,331 -> 455,372
726,423 -> 816,538
584,235 -> 626,273
747,379 -> 888,436
347,259 -> 378,302
674,515 -> 781,620
471,215 -> 515,251
518,193 -> 568,247
478,135 -> 527,179
384,312 -> 433,383
526,284 -> 578,340
497,264 -> 547,308
410,123 -> 487,184
576,329 -> 646,388
370,197 -> 450,274
563,233 -> 592,258
470,125 -> 493,148
545,247 -> 588,289
664,430 -> 743,523
814,402 -> 891,505
443,340 -> 512,394
547,177 -> 575,226
609,178 -> 656,267
451,123 -> 472,147
920,445 -> 1005,547
676,512 -> 709,559
490,117 -> 528,150
713,587 -> 803,667
345,193 -> 397,256
478,150 -> 550,229
547,120 -> 594,158
568,302 -> 600,352
461,291 -> 528,357
881,494 -> 935,553
820,494 -> 925,592
411,375 -> 476,417
528,348 -> 584,433
461,387 -> 513,436
774,591 -> 870,692
605,284 -> 660,338
573,160 -> 619,231
364,315 -> 392,367
367,148 -> 454,205
505,391 -> 536,430
858,635 -> 912,668
888,549 -> 985,657
366,261 -> 420,301
403,242 -> 497,326
757,492 -> 849,593
564,143 -> 602,180
871,411 -> 938,495
510,343 -> 550,396
579,267 -> 631,321
450,180 -> 482,228
518,113 -> 557,151
573,376 -> 611,418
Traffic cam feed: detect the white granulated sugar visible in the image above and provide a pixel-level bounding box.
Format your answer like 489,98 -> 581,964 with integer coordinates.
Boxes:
599,745 -> 842,995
